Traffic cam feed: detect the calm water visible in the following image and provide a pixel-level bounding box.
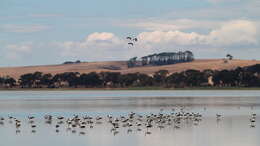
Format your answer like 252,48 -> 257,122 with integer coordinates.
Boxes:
0,90 -> 259,146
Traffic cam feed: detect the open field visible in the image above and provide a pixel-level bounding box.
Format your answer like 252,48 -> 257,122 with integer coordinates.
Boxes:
1,59 -> 260,79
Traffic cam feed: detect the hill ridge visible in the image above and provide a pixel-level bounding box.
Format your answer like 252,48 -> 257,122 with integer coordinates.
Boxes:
1,59 -> 260,79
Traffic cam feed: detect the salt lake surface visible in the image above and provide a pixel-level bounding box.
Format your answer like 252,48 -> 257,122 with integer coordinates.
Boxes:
0,90 -> 259,146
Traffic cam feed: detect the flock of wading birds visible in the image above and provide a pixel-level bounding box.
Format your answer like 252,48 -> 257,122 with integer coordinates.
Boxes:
0,107 -> 257,136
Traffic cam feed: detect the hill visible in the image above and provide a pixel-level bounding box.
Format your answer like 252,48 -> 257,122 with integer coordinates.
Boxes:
1,59 -> 260,79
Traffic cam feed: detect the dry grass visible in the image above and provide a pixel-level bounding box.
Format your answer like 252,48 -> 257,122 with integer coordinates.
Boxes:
1,59 -> 260,79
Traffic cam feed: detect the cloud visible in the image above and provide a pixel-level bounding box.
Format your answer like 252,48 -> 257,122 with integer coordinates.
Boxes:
1,24 -> 50,33
4,43 -> 33,60
57,20 -> 258,60
207,20 -> 258,45
60,32 -> 123,50
138,31 -> 206,46
121,19 -> 223,31
57,32 -> 131,61
138,20 -> 258,47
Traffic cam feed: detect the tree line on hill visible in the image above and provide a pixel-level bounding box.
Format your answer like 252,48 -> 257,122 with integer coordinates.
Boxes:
1,64 -> 260,88
128,51 -> 194,68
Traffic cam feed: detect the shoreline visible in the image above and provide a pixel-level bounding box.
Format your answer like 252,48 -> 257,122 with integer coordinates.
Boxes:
1,87 -> 260,91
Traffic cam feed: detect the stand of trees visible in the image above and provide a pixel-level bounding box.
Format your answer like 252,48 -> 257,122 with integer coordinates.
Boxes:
63,60 -> 81,65
0,76 -> 16,88
1,64 -> 260,88
128,51 -> 194,68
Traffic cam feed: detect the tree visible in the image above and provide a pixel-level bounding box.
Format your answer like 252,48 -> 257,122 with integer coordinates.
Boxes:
19,73 -> 34,88
3,77 -> 16,87
32,72 -> 43,88
212,70 -> 238,86
63,72 -> 80,87
51,72 -> 80,87
183,70 -> 208,87
127,57 -> 138,68
226,54 -> 233,60
119,73 -> 139,87
240,71 -> 259,87
52,73 -> 63,88
40,73 -> 53,88
0,77 -> 4,86
246,64 -> 260,73
79,72 -> 102,87
137,73 -> 154,86
166,72 -> 186,87
100,72 -> 121,87
19,72 -> 44,88
153,70 -> 169,85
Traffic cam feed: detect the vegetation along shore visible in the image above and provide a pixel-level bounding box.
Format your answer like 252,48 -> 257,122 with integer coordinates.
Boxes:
1,64 -> 260,89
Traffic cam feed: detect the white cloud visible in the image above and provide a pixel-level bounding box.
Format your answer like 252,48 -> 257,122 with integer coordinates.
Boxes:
122,19 -> 223,31
4,43 -> 33,60
1,24 -> 50,33
57,32 -> 132,60
57,20 -> 258,60
61,32 -> 124,49
137,20 -> 258,47
207,20 -> 258,45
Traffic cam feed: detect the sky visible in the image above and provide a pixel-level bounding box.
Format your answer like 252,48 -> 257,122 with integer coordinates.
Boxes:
0,0 -> 260,66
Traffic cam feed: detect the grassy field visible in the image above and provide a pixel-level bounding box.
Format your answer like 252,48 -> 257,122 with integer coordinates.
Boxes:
1,59 -> 260,79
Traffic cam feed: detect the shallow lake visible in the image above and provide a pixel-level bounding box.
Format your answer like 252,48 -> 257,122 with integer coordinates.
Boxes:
0,90 -> 259,146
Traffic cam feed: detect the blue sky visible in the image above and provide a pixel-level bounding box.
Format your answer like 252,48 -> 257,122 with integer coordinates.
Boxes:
0,0 -> 260,66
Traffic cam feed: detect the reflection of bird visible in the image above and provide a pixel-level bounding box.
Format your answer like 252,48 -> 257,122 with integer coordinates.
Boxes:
216,114 -> 222,121
250,114 -> 256,128
128,42 -> 134,46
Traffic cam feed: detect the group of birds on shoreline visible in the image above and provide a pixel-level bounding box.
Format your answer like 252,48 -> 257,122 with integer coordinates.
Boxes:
0,108 -> 257,136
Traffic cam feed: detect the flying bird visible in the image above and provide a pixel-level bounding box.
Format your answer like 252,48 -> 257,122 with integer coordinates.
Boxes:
133,38 -> 138,42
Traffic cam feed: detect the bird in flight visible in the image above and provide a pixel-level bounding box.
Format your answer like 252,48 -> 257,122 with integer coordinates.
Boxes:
126,36 -> 138,46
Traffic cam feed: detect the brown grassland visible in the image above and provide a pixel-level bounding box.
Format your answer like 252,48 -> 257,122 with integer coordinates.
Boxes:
1,59 -> 260,79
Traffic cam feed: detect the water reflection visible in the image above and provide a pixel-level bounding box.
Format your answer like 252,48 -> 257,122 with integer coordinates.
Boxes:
0,91 -> 259,146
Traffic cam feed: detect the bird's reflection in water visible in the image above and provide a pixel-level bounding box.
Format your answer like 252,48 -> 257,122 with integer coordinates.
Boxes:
0,106 -> 258,146
0,107 -> 258,136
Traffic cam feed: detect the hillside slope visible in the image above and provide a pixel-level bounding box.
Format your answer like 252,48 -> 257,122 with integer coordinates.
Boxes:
1,59 -> 260,79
